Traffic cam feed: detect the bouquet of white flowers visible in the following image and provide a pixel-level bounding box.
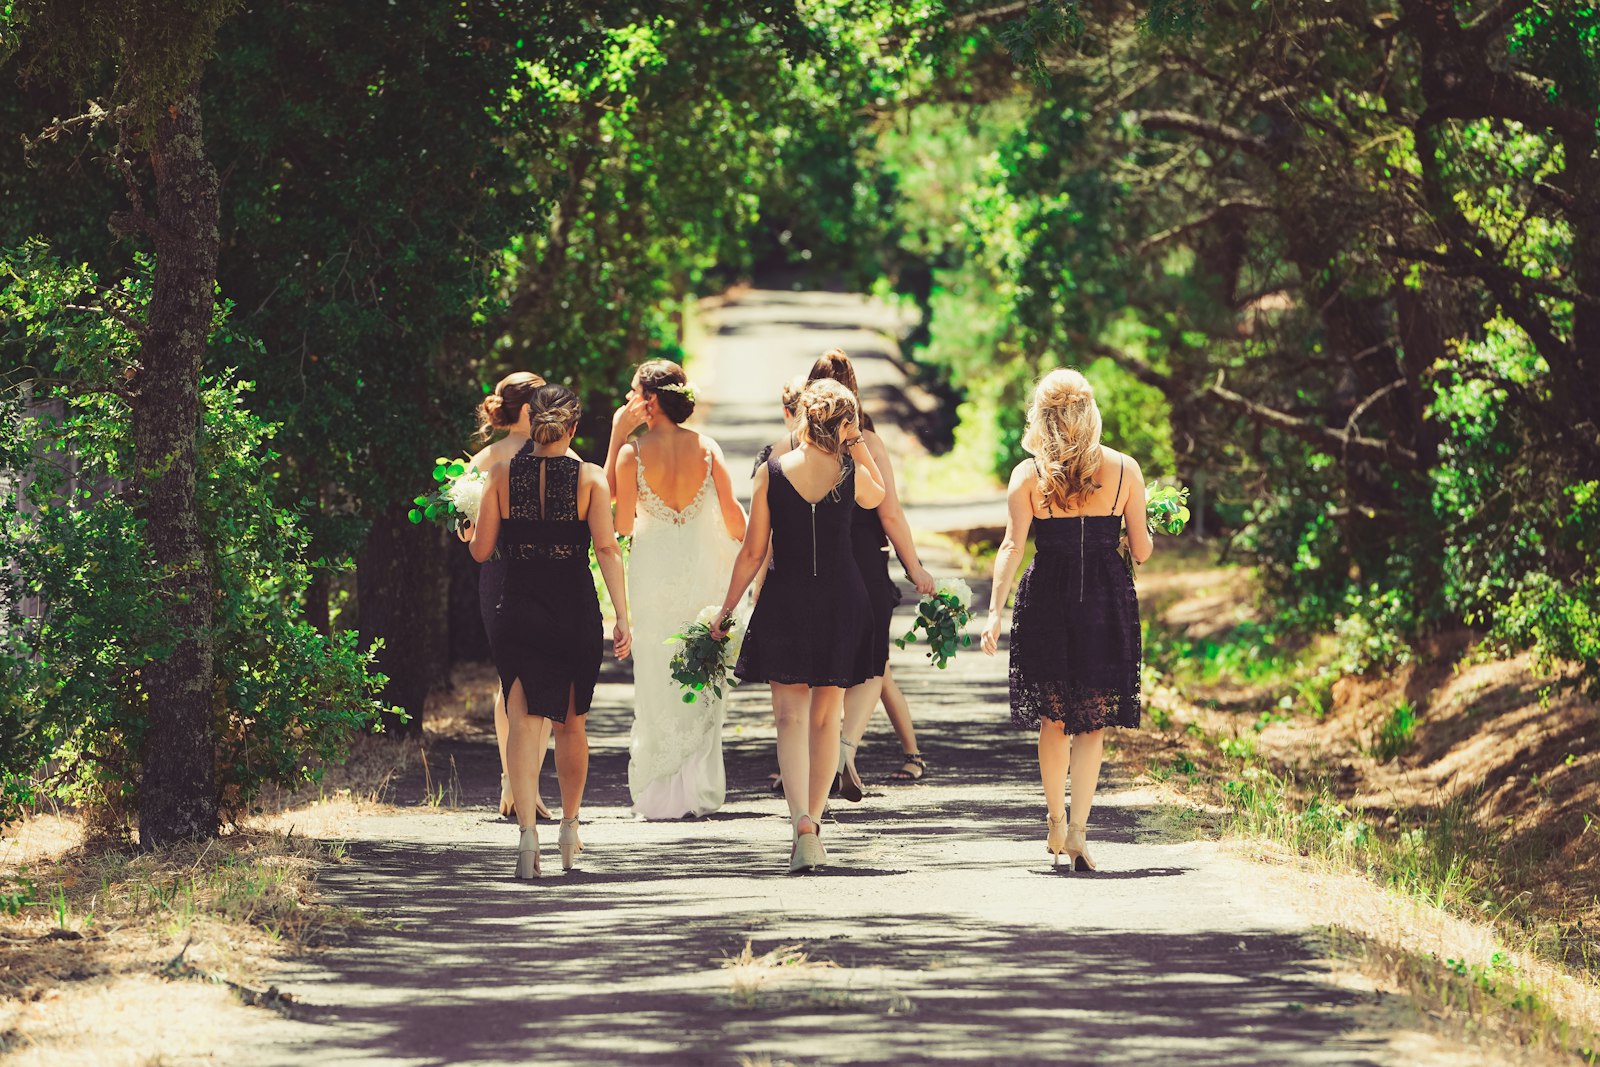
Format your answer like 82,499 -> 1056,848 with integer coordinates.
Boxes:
408,457 -> 485,532
667,604 -> 749,704
896,577 -> 975,669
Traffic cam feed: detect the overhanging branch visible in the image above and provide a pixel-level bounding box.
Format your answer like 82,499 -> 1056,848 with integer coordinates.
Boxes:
1209,374 -> 1421,467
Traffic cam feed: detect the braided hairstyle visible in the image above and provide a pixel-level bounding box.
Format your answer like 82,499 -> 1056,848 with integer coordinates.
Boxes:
528,383 -> 583,445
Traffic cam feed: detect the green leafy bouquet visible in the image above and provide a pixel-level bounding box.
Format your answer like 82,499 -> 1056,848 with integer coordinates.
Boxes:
668,604 -> 749,704
408,457 -> 487,531
896,577 -> 975,669
1121,483 -> 1191,578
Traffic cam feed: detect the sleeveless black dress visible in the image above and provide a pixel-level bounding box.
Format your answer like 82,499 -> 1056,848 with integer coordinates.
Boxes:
754,438 -> 899,679
851,505 -> 901,677
1009,460 -> 1142,734
490,450 -> 603,722
736,455 -> 875,687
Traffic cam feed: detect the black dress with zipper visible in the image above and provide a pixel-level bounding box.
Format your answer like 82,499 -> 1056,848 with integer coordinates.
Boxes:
1008,459 -> 1142,735
735,454 -> 874,688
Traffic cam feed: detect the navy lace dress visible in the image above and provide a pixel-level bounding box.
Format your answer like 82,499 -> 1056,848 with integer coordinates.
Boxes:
736,455 -> 875,687
490,449 -> 603,722
1009,460 -> 1142,734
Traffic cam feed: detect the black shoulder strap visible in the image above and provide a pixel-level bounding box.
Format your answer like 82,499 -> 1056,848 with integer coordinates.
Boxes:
1110,458 -> 1126,516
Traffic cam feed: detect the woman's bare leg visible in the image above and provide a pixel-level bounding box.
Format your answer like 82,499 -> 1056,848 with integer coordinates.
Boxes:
881,669 -> 923,778
551,689 -> 588,821
504,681 -> 544,831
771,683 -> 812,823
837,675 -> 886,789
1038,719 -> 1070,824
498,688 -> 553,818
809,687 -> 845,823
1067,728 -> 1105,828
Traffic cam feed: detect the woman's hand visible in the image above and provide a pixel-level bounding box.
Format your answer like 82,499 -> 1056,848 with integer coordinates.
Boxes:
907,562 -> 936,597
612,621 -> 633,660
612,395 -> 647,439
708,610 -> 734,641
980,610 -> 1003,657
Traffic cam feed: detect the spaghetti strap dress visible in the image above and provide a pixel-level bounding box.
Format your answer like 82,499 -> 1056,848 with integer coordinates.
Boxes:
736,455 -> 875,688
489,449 -> 603,722
1009,459 -> 1142,734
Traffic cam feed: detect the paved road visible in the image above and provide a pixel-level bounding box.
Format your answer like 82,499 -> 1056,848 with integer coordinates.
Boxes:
237,291 -> 1445,1065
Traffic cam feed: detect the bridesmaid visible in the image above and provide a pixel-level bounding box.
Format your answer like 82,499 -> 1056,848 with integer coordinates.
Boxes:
460,371 -> 554,820
471,384 -> 632,878
803,351 -> 935,798
711,379 -> 886,871
980,369 -> 1151,871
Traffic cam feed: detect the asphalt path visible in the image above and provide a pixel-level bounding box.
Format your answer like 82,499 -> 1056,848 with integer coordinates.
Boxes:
236,290 -> 1454,1066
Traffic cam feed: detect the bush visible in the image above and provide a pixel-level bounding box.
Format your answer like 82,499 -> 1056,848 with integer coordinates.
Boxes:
0,242 -> 390,829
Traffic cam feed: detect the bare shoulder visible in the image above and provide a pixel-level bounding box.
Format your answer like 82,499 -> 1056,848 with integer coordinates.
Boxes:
580,460 -> 608,488
618,439 -> 639,465
1101,447 -> 1143,483
695,430 -> 725,459
1007,458 -> 1036,490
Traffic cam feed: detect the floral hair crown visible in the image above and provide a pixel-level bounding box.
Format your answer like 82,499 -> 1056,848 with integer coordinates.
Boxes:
654,381 -> 697,404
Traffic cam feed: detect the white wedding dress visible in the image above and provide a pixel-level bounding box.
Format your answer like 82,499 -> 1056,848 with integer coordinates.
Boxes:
627,451 -> 741,819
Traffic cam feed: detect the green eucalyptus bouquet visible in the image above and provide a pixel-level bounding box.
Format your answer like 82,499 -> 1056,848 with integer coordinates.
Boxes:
896,577 -> 976,669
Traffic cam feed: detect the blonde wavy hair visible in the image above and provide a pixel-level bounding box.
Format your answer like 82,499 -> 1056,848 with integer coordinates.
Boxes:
528,384 -> 583,445
797,378 -> 858,456
1023,368 -> 1104,513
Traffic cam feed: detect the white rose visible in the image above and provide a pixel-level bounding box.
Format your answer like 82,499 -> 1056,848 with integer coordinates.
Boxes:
447,468 -> 489,523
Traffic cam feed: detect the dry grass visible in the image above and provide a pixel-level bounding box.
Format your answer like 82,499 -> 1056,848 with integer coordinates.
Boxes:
721,939 -> 839,1007
1121,554 -> 1600,1063
0,721 -> 429,1065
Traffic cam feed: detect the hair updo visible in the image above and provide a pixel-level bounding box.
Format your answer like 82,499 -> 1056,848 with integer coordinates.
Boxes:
528,383 -> 583,445
780,374 -> 807,416
797,378 -> 859,456
807,348 -> 873,432
636,358 -> 694,424
1022,368 -> 1104,513
477,371 -> 546,441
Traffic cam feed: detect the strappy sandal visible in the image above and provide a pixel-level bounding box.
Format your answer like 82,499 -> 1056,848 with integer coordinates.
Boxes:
889,753 -> 927,782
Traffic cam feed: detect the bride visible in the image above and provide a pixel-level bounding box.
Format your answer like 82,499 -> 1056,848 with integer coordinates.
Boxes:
607,359 -> 747,818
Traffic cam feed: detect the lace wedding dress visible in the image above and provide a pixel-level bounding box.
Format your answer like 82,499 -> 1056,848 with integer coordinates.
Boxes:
627,452 -> 741,819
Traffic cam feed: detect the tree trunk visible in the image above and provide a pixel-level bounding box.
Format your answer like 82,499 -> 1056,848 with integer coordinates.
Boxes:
133,90 -> 221,847
357,507 -> 447,735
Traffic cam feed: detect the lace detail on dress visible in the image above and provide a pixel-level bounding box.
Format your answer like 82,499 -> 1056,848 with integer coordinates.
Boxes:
505,450 -> 585,562
636,451 -> 713,527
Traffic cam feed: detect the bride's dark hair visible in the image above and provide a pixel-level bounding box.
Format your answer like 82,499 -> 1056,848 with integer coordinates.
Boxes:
636,358 -> 694,424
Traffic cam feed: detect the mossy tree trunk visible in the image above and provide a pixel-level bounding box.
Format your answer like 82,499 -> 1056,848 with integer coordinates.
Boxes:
132,90 -> 221,846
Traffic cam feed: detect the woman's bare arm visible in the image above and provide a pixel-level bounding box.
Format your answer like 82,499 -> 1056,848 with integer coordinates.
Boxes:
864,432 -> 934,595
981,462 -> 1036,655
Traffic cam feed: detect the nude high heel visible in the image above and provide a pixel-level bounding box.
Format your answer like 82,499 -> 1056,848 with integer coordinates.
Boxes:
558,818 -> 584,872
1064,822 -> 1098,872
790,816 -> 825,873
515,825 -> 541,879
1046,813 -> 1069,868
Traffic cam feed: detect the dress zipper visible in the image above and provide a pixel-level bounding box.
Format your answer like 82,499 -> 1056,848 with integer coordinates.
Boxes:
811,503 -> 818,577
1079,516 -> 1086,603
